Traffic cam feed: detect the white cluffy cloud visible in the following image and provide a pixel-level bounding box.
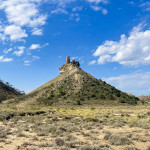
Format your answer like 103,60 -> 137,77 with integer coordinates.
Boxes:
4,25 -> 28,41
13,46 -> 25,56
88,60 -> 96,65
86,0 -> 108,4
50,0 -> 109,17
0,0 -> 46,27
90,6 -> 108,14
86,0 -> 108,13
32,28 -> 43,35
0,0 -> 47,41
29,44 -> 41,50
29,43 -> 49,50
0,56 -> 13,62
103,72 -> 150,96
93,24 -> 150,66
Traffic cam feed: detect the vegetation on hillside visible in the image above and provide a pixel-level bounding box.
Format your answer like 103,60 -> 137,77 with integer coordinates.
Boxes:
34,69 -> 139,106
0,79 -> 24,102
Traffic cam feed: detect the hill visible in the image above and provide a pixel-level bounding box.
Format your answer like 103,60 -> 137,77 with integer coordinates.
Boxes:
139,95 -> 150,101
14,56 -> 139,106
0,80 -> 23,102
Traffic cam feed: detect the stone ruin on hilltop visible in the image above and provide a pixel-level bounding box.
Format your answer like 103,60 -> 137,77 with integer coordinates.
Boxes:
59,56 -> 80,74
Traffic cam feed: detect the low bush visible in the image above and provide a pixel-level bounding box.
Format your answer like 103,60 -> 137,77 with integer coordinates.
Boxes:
55,138 -> 65,146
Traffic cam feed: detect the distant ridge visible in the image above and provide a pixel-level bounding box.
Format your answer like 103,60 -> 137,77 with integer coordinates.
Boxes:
0,80 -> 23,102
14,56 -> 139,106
139,95 -> 150,101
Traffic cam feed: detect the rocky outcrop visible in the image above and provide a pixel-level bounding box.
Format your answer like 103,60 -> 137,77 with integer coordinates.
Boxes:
59,56 -> 80,74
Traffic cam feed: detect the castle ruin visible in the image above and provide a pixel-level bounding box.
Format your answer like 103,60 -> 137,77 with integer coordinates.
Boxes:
59,56 -> 80,74
66,56 -> 70,64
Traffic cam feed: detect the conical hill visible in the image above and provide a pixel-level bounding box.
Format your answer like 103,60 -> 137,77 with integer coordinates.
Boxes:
14,57 -> 139,106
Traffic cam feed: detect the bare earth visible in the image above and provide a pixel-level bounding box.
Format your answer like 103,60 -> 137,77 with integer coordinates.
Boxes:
0,104 -> 150,150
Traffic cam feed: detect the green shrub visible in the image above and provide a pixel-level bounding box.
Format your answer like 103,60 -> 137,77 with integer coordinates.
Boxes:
119,96 -> 138,105
10,106 -> 18,110
76,100 -> 81,105
36,97 -> 54,106
103,81 -> 106,85
99,94 -> 106,100
91,107 -> 95,110
55,138 -> 65,146
48,91 -> 54,99
111,87 -> 121,97
80,97 -> 85,101
115,91 -> 121,97
30,106 -> 40,111
141,100 -> 145,105
85,117 -> 99,122
108,94 -> 115,100
59,88 -> 65,96
119,99 -> 126,103
91,94 -> 96,98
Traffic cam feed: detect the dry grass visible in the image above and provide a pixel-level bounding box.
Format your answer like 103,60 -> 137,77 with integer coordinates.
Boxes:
0,103 -> 150,150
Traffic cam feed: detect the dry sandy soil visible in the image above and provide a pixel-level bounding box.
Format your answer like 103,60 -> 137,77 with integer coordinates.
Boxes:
0,104 -> 150,150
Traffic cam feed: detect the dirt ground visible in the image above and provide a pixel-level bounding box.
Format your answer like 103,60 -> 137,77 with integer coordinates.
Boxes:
0,104 -> 150,150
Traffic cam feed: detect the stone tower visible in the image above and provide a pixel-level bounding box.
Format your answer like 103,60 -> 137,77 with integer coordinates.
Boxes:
66,56 -> 70,64
59,56 -> 80,74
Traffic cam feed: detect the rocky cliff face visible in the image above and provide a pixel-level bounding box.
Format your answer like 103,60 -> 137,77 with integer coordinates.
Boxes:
59,56 -> 80,74
59,63 -> 80,74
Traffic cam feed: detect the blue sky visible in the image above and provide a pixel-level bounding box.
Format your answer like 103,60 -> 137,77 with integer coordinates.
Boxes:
0,0 -> 150,96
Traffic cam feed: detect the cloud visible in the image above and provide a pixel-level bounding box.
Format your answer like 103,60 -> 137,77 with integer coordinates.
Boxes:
93,24 -> 150,66
86,0 -> 108,14
29,44 -> 41,50
3,48 -> 12,54
0,24 -> 6,41
50,0 -> 76,14
103,72 -> 150,96
0,0 -> 109,41
72,6 -> 83,12
24,55 -> 40,66
24,60 -> 32,66
0,0 -> 46,27
13,46 -> 25,56
140,2 -> 150,12
49,0 -> 76,6
0,55 -> 13,62
32,28 -> 43,35
88,60 -> 96,65
0,0 -> 47,41
51,8 -> 68,14
90,6 -> 108,14
50,0 -> 76,18
86,0 -> 108,4
4,25 -> 28,41
69,13 -> 80,22
50,0 -> 109,18
128,1 -> 134,5
29,43 -> 49,50
32,55 -> 40,60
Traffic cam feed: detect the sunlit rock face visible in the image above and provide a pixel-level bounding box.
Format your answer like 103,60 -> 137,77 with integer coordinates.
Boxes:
59,56 -> 80,74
